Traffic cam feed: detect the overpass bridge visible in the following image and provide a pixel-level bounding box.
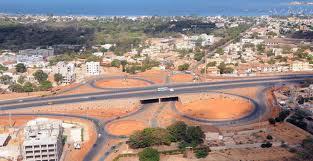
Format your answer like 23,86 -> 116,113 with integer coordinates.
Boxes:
140,96 -> 179,104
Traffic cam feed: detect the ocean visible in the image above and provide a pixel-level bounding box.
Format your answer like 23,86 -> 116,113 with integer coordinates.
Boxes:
0,0 -> 313,16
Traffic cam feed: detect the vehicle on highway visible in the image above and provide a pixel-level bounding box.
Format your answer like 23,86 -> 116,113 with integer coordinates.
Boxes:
157,87 -> 174,92
48,102 -> 53,105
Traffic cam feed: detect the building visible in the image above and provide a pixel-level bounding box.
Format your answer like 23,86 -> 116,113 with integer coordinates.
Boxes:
23,118 -> 63,161
19,47 -> 54,58
86,61 -> 100,75
53,62 -> 76,84
290,61 -> 312,71
16,54 -> 45,68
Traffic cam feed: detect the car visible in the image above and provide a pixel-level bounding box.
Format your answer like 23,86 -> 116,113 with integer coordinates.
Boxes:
18,100 -> 23,102
48,102 -> 53,105
169,88 -> 174,92
157,87 -> 169,92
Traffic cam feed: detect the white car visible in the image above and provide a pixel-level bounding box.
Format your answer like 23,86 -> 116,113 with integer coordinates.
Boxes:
157,87 -> 174,92
157,87 -> 169,92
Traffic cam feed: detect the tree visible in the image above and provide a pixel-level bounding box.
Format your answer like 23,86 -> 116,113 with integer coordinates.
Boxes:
17,75 -> 26,85
0,75 -> 12,85
167,121 -> 187,142
54,73 -> 63,84
23,82 -> 35,93
261,142 -> 272,148
251,32 -> 259,39
8,83 -> 24,93
128,128 -> 172,149
268,58 -> 276,65
218,62 -> 234,74
194,52 -> 204,61
111,59 -> 121,67
0,64 -> 8,73
178,63 -> 190,71
267,135 -> 273,140
268,118 -> 276,125
33,70 -> 48,83
184,126 -> 205,146
195,148 -> 209,158
15,63 -> 27,73
256,44 -> 265,53
206,61 -> 217,67
216,48 -> 224,55
121,60 -> 128,72
39,81 -> 53,91
138,148 -> 160,161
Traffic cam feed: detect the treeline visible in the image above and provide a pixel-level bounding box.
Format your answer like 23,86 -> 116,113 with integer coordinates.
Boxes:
144,20 -> 216,36
0,23 -> 95,50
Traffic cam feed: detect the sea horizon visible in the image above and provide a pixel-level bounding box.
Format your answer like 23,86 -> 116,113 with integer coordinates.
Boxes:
0,0 -> 313,16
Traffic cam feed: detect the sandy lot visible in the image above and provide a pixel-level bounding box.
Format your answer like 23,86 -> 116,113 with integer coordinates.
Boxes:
171,74 -> 194,83
177,93 -> 254,121
271,122 -> 311,145
4,99 -> 140,119
94,79 -> 150,88
118,147 -> 294,161
58,84 -> 102,95
0,91 -> 48,101
106,120 -> 147,136
136,70 -> 168,84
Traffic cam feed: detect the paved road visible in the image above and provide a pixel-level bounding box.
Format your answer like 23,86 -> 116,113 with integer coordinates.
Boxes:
0,74 -> 312,110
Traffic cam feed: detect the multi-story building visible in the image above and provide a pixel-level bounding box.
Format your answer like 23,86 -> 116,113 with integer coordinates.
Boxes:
19,47 -> 54,58
290,61 -> 312,71
53,62 -> 76,84
23,118 -> 63,161
86,61 -> 100,75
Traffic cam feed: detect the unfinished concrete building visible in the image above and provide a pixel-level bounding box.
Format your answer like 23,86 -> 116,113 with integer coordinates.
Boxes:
23,118 -> 63,161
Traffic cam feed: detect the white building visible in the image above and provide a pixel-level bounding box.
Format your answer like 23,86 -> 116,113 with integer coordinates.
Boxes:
53,62 -> 76,84
86,61 -> 100,75
290,61 -> 312,71
23,118 -> 63,161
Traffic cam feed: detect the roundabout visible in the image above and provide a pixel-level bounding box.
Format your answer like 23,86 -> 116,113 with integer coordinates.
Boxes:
90,76 -> 155,90
172,92 -> 264,126
176,93 -> 255,121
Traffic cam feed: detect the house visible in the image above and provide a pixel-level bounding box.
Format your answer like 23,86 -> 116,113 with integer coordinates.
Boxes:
290,61 -> 312,71
19,47 -> 54,58
92,52 -> 104,57
53,62 -> 76,84
86,61 -> 100,75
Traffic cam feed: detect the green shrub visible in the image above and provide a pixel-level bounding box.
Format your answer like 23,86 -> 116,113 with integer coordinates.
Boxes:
195,148 -> 209,158
139,148 -> 160,161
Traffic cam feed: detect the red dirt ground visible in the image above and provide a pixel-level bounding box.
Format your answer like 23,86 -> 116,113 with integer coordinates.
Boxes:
106,120 -> 147,136
94,79 -> 150,88
176,94 -> 254,121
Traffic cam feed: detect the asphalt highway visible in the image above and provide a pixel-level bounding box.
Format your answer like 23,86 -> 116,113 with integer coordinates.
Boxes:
0,74 -> 312,110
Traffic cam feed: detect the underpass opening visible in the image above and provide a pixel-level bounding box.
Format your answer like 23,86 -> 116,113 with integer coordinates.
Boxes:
160,97 -> 179,102
140,98 -> 159,104
140,97 -> 180,104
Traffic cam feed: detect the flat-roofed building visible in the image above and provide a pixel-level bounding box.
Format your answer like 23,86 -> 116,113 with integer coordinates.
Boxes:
86,61 -> 100,75
23,118 -> 63,161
